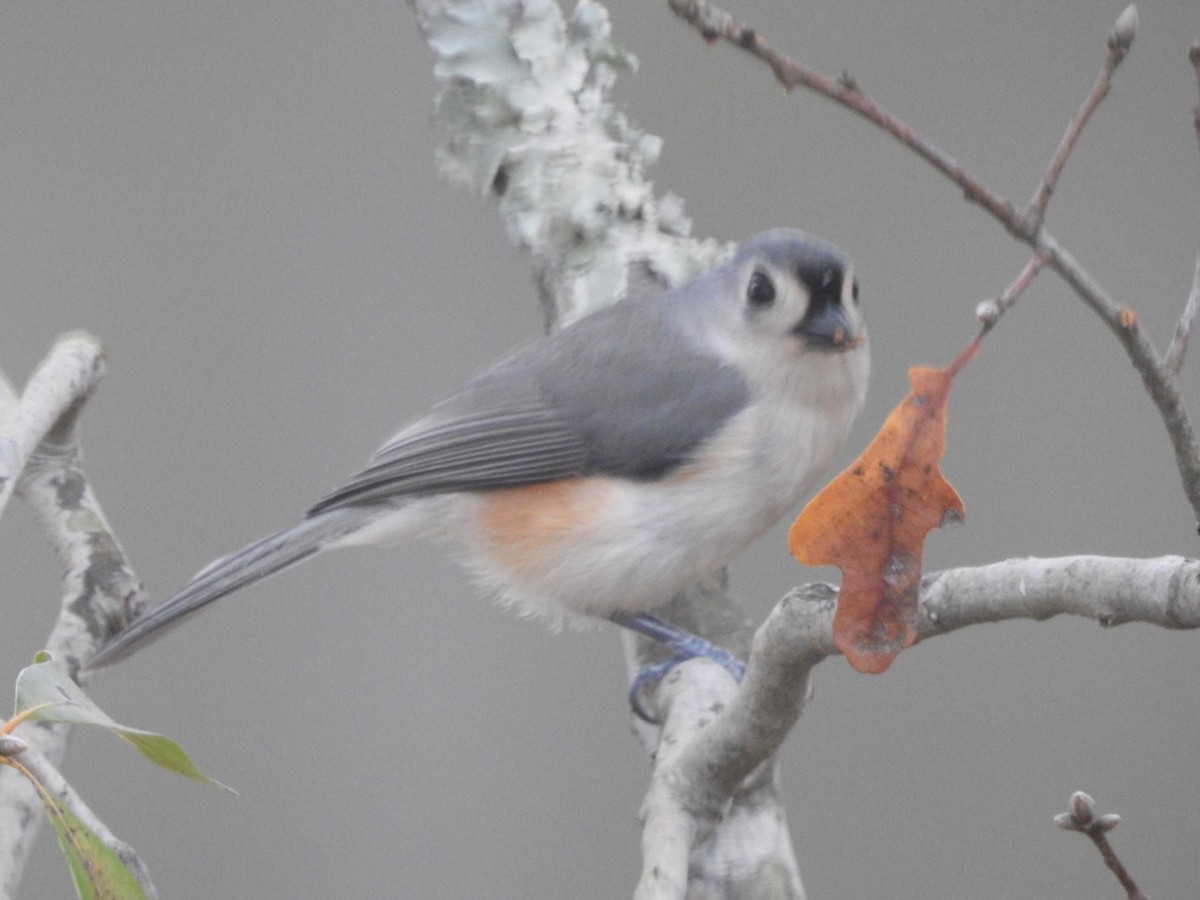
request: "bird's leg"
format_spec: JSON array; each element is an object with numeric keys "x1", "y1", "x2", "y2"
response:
[{"x1": 608, "y1": 611, "x2": 746, "y2": 721}]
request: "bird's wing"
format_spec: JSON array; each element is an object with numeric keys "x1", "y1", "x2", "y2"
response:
[{"x1": 308, "y1": 297, "x2": 749, "y2": 514}]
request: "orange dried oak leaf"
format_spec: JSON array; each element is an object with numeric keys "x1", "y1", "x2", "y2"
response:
[{"x1": 789, "y1": 354, "x2": 972, "y2": 674}]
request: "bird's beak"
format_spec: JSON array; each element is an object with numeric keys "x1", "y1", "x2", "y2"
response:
[{"x1": 792, "y1": 302, "x2": 862, "y2": 351}]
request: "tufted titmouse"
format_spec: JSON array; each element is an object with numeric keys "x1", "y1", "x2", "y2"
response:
[{"x1": 86, "y1": 229, "x2": 869, "y2": 671}]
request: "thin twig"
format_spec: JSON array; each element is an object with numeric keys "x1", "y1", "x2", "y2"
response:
[
  {"x1": 1165, "y1": 43, "x2": 1200, "y2": 376},
  {"x1": 1191, "y1": 43, "x2": 1200, "y2": 171},
  {"x1": 1028, "y1": 7, "x2": 1137, "y2": 217},
  {"x1": 664, "y1": 0, "x2": 1017, "y2": 229},
  {"x1": 977, "y1": 253, "x2": 1051, "y2": 333},
  {"x1": 1055, "y1": 792, "x2": 1147, "y2": 900},
  {"x1": 668, "y1": 0, "x2": 1200, "y2": 527},
  {"x1": 1089, "y1": 831, "x2": 1148, "y2": 900},
  {"x1": 1165, "y1": 247, "x2": 1200, "y2": 375}
]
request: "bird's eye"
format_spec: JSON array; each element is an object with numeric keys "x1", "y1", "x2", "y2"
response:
[
  {"x1": 746, "y1": 270, "x2": 776, "y2": 307},
  {"x1": 852, "y1": 278, "x2": 860, "y2": 303}
]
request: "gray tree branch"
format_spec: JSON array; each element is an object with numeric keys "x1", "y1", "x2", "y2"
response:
[
  {"x1": 635, "y1": 556, "x2": 1200, "y2": 899},
  {"x1": 0, "y1": 333, "x2": 149, "y2": 897}
]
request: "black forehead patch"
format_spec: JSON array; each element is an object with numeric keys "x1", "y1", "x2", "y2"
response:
[
  {"x1": 734, "y1": 229, "x2": 849, "y2": 298},
  {"x1": 798, "y1": 258, "x2": 845, "y2": 300}
]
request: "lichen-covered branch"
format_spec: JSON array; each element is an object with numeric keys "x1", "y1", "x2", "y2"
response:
[
  {"x1": 0, "y1": 333, "x2": 149, "y2": 897},
  {"x1": 0, "y1": 333, "x2": 105, "y2": 519},
  {"x1": 410, "y1": 0, "x2": 729, "y2": 329}
]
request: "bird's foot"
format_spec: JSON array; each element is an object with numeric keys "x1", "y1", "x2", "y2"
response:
[{"x1": 610, "y1": 612, "x2": 746, "y2": 722}]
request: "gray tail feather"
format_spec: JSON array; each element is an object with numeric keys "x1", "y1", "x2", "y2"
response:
[{"x1": 85, "y1": 508, "x2": 365, "y2": 670}]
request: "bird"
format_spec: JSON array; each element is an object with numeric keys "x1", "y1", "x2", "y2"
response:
[{"x1": 85, "y1": 229, "x2": 869, "y2": 673}]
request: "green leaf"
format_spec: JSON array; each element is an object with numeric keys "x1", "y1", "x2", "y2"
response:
[{"x1": 13, "y1": 655, "x2": 233, "y2": 792}]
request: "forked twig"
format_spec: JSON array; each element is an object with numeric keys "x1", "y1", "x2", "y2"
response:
[{"x1": 667, "y1": 0, "x2": 1200, "y2": 527}]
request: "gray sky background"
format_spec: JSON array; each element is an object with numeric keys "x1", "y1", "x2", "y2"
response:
[{"x1": 2, "y1": 2, "x2": 1198, "y2": 897}]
